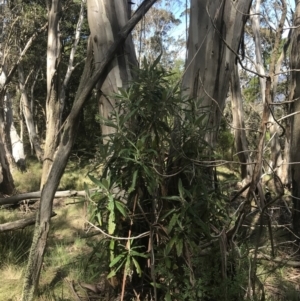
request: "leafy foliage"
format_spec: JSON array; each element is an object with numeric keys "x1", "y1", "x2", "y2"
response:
[{"x1": 86, "y1": 59, "x2": 246, "y2": 300}]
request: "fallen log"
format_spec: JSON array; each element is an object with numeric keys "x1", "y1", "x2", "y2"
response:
[
  {"x1": 0, "y1": 212, "x2": 57, "y2": 232},
  {"x1": 0, "y1": 189, "x2": 97, "y2": 206},
  {"x1": 257, "y1": 253, "x2": 300, "y2": 268}
]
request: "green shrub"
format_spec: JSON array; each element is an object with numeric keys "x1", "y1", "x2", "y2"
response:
[{"x1": 86, "y1": 57, "x2": 245, "y2": 300}]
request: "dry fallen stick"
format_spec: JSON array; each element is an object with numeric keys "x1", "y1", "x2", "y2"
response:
[
  {"x1": 0, "y1": 189, "x2": 98, "y2": 206},
  {"x1": 0, "y1": 212, "x2": 56, "y2": 232}
]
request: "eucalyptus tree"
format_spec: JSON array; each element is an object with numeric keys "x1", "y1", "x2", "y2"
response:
[
  {"x1": 181, "y1": 0, "x2": 252, "y2": 164},
  {"x1": 290, "y1": 0, "x2": 300, "y2": 235},
  {"x1": 249, "y1": 0, "x2": 289, "y2": 188},
  {"x1": 87, "y1": 0, "x2": 137, "y2": 140},
  {"x1": 21, "y1": 2, "x2": 157, "y2": 300},
  {"x1": 40, "y1": 0, "x2": 88, "y2": 187},
  {"x1": 231, "y1": 64, "x2": 252, "y2": 179},
  {"x1": 0, "y1": 0, "x2": 47, "y2": 173}
]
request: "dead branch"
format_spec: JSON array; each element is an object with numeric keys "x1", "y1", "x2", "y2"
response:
[
  {"x1": 0, "y1": 212, "x2": 56, "y2": 232},
  {"x1": 257, "y1": 254, "x2": 300, "y2": 268},
  {"x1": 0, "y1": 189, "x2": 97, "y2": 206}
]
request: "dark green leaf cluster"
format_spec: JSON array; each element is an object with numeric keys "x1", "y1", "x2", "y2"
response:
[{"x1": 86, "y1": 58, "x2": 244, "y2": 300}]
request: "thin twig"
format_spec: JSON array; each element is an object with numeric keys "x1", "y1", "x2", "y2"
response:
[{"x1": 86, "y1": 220, "x2": 150, "y2": 240}]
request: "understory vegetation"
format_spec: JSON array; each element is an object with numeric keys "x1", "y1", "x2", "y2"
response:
[{"x1": 1, "y1": 60, "x2": 299, "y2": 300}]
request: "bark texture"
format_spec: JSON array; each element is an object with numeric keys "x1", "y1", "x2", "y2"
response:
[
  {"x1": 250, "y1": 0, "x2": 287, "y2": 190},
  {"x1": 0, "y1": 133, "x2": 14, "y2": 194},
  {"x1": 182, "y1": 0, "x2": 252, "y2": 147},
  {"x1": 18, "y1": 63, "x2": 43, "y2": 161},
  {"x1": 40, "y1": 0, "x2": 62, "y2": 188},
  {"x1": 87, "y1": 0, "x2": 137, "y2": 140},
  {"x1": 0, "y1": 74, "x2": 15, "y2": 194},
  {"x1": 231, "y1": 64, "x2": 252, "y2": 179},
  {"x1": 290, "y1": 0, "x2": 300, "y2": 235}
]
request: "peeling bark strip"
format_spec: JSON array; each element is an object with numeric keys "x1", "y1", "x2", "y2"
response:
[
  {"x1": 21, "y1": 1, "x2": 157, "y2": 300},
  {"x1": 182, "y1": 0, "x2": 252, "y2": 147}
]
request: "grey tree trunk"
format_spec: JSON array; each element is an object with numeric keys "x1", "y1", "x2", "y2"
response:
[
  {"x1": 21, "y1": 2, "x2": 157, "y2": 300},
  {"x1": 4, "y1": 90, "x2": 27, "y2": 171},
  {"x1": 250, "y1": 0, "x2": 287, "y2": 190},
  {"x1": 0, "y1": 133, "x2": 14, "y2": 194},
  {"x1": 231, "y1": 64, "x2": 252, "y2": 179},
  {"x1": 18, "y1": 62, "x2": 43, "y2": 162},
  {"x1": 182, "y1": 0, "x2": 252, "y2": 148},
  {"x1": 290, "y1": 0, "x2": 300, "y2": 235},
  {"x1": 0, "y1": 93, "x2": 14, "y2": 194},
  {"x1": 40, "y1": 0, "x2": 62, "y2": 188},
  {"x1": 87, "y1": 0, "x2": 137, "y2": 140}
]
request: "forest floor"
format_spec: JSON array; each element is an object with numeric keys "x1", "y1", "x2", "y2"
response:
[
  {"x1": 0, "y1": 158, "x2": 114, "y2": 301},
  {"x1": 1, "y1": 160, "x2": 300, "y2": 300}
]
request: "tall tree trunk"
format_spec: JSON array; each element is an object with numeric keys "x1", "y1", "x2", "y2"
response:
[
  {"x1": 231, "y1": 63, "x2": 252, "y2": 179},
  {"x1": 0, "y1": 133, "x2": 14, "y2": 194},
  {"x1": 40, "y1": 0, "x2": 62, "y2": 188},
  {"x1": 0, "y1": 93, "x2": 15, "y2": 194},
  {"x1": 87, "y1": 0, "x2": 137, "y2": 141},
  {"x1": 21, "y1": 2, "x2": 157, "y2": 300},
  {"x1": 0, "y1": 71, "x2": 17, "y2": 169},
  {"x1": 290, "y1": 0, "x2": 300, "y2": 235},
  {"x1": 182, "y1": 0, "x2": 252, "y2": 148},
  {"x1": 250, "y1": 0, "x2": 287, "y2": 191},
  {"x1": 18, "y1": 62, "x2": 43, "y2": 162}
]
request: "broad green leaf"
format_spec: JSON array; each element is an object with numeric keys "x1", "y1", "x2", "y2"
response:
[
  {"x1": 165, "y1": 236, "x2": 176, "y2": 255},
  {"x1": 107, "y1": 269, "x2": 116, "y2": 279},
  {"x1": 160, "y1": 208, "x2": 177, "y2": 221},
  {"x1": 178, "y1": 178, "x2": 184, "y2": 200},
  {"x1": 176, "y1": 238, "x2": 183, "y2": 257},
  {"x1": 102, "y1": 178, "x2": 109, "y2": 190},
  {"x1": 129, "y1": 250, "x2": 148, "y2": 258},
  {"x1": 96, "y1": 212, "x2": 102, "y2": 226},
  {"x1": 125, "y1": 255, "x2": 131, "y2": 276},
  {"x1": 128, "y1": 170, "x2": 138, "y2": 194},
  {"x1": 165, "y1": 291, "x2": 172, "y2": 301},
  {"x1": 132, "y1": 257, "x2": 142, "y2": 276},
  {"x1": 88, "y1": 175, "x2": 105, "y2": 190},
  {"x1": 115, "y1": 201, "x2": 127, "y2": 217},
  {"x1": 168, "y1": 213, "x2": 179, "y2": 233},
  {"x1": 107, "y1": 199, "x2": 114, "y2": 211},
  {"x1": 198, "y1": 219, "x2": 211, "y2": 238},
  {"x1": 109, "y1": 254, "x2": 125, "y2": 268},
  {"x1": 109, "y1": 240, "x2": 115, "y2": 262},
  {"x1": 161, "y1": 196, "x2": 181, "y2": 201},
  {"x1": 108, "y1": 211, "x2": 116, "y2": 234},
  {"x1": 152, "y1": 53, "x2": 162, "y2": 69}
]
